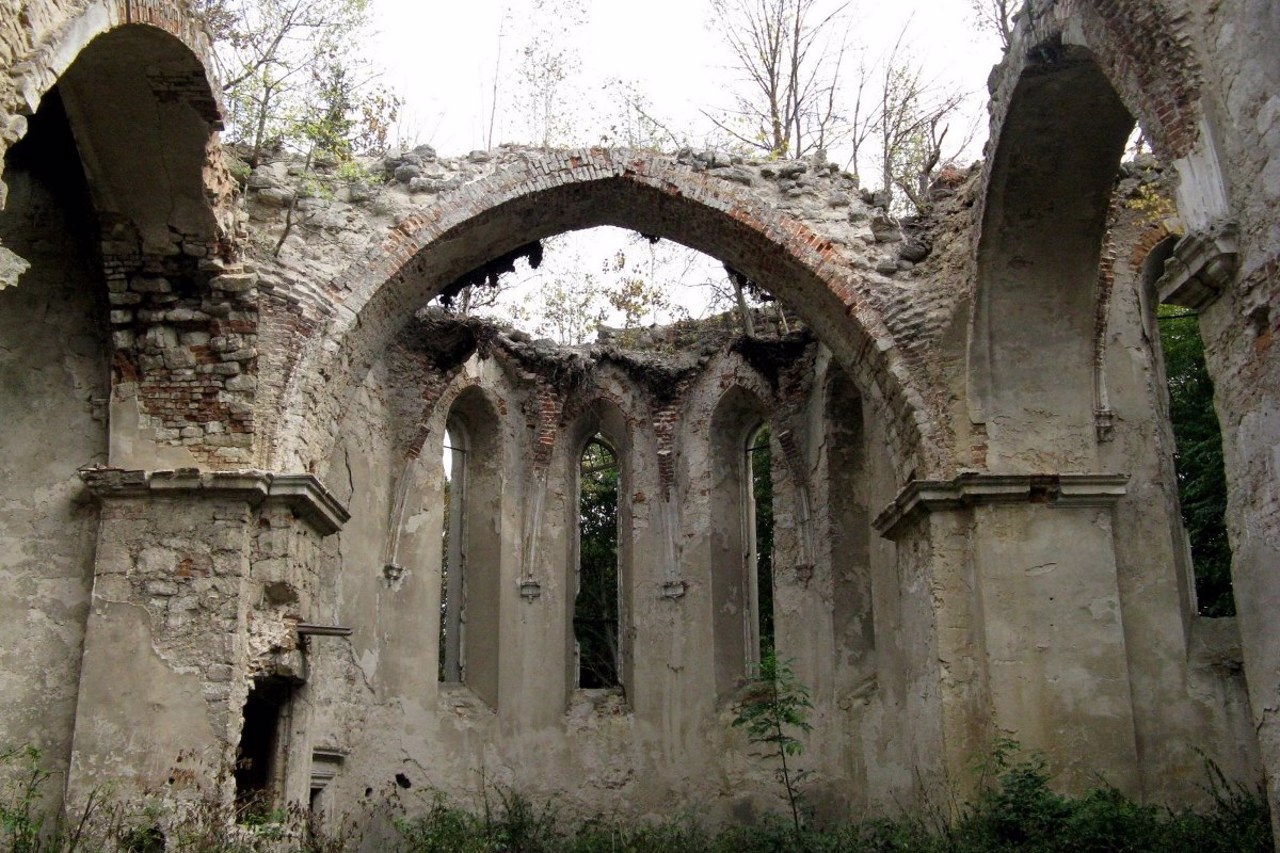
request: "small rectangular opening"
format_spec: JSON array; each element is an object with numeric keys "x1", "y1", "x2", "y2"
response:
[{"x1": 234, "y1": 677, "x2": 293, "y2": 818}]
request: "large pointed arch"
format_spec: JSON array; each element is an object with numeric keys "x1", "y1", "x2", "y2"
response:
[
  {"x1": 270, "y1": 150, "x2": 934, "y2": 483},
  {"x1": 958, "y1": 0, "x2": 1264, "y2": 812}
]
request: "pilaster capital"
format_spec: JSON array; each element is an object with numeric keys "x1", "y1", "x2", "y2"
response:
[
  {"x1": 1157, "y1": 221, "x2": 1239, "y2": 310},
  {"x1": 78, "y1": 466, "x2": 350, "y2": 535},
  {"x1": 873, "y1": 472, "x2": 1128, "y2": 539}
]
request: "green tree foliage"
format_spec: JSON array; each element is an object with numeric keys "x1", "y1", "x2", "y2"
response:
[
  {"x1": 1158, "y1": 306, "x2": 1233, "y2": 616},
  {"x1": 535, "y1": 271, "x2": 607, "y2": 345},
  {"x1": 873, "y1": 30, "x2": 969, "y2": 214},
  {"x1": 707, "y1": 0, "x2": 851, "y2": 159},
  {"x1": 511, "y1": 0, "x2": 589, "y2": 147},
  {"x1": 576, "y1": 437, "x2": 620, "y2": 689},
  {"x1": 969, "y1": 0, "x2": 1018, "y2": 51},
  {"x1": 191, "y1": 0, "x2": 399, "y2": 165},
  {"x1": 708, "y1": 0, "x2": 972, "y2": 214}
]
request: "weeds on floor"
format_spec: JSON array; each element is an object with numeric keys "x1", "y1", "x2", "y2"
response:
[
  {"x1": 3, "y1": 743, "x2": 1272, "y2": 852},
  {"x1": 0, "y1": 746, "x2": 360, "y2": 853},
  {"x1": 394, "y1": 758, "x2": 1273, "y2": 853}
]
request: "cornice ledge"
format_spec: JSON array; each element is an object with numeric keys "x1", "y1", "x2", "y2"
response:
[
  {"x1": 873, "y1": 472, "x2": 1129, "y2": 539},
  {"x1": 1158, "y1": 220, "x2": 1238, "y2": 310},
  {"x1": 78, "y1": 466, "x2": 350, "y2": 536}
]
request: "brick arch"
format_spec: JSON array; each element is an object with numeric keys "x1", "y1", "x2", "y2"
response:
[
  {"x1": 1000, "y1": 0, "x2": 1201, "y2": 161},
  {"x1": 971, "y1": 45, "x2": 1136, "y2": 471},
  {"x1": 2, "y1": 0, "x2": 223, "y2": 210},
  {"x1": 969, "y1": 0, "x2": 1223, "y2": 472},
  {"x1": 562, "y1": 376, "x2": 649, "y2": 444},
  {"x1": 1, "y1": 9, "x2": 251, "y2": 469},
  {"x1": 273, "y1": 149, "x2": 933, "y2": 482}
]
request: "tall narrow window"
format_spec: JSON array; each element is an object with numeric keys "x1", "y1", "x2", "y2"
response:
[
  {"x1": 1157, "y1": 305, "x2": 1233, "y2": 615},
  {"x1": 435, "y1": 389, "x2": 502, "y2": 707},
  {"x1": 440, "y1": 425, "x2": 466, "y2": 682},
  {"x1": 746, "y1": 424, "x2": 775, "y2": 666},
  {"x1": 576, "y1": 435, "x2": 620, "y2": 689},
  {"x1": 710, "y1": 387, "x2": 771, "y2": 697}
]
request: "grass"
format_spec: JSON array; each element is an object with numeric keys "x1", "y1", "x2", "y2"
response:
[
  {"x1": 2, "y1": 745, "x2": 1272, "y2": 852},
  {"x1": 393, "y1": 755, "x2": 1273, "y2": 853}
]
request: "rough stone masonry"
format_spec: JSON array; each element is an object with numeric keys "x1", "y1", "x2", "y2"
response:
[{"x1": 0, "y1": 0, "x2": 1279, "y2": 843}]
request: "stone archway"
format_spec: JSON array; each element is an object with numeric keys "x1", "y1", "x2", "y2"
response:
[
  {"x1": 0, "y1": 4, "x2": 264, "y2": 814},
  {"x1": 0, "y1": 0, "x2": 224, "y2": 210},
  {"x1": 269, "y1": 149, "x2": 937, "y2": 484},
  {"x1": 950, "y1": 0, "x2": 1267, "y2": 817}
]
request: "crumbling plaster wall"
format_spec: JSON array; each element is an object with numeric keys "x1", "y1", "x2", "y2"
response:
[
  {"x1": 0, "y1": 0, "x2": 1275, "y2": 836},
  {"x1": 0, "y1": 86, "x2": 106, "y2": 809},
  {"x1": 0, "y1": 1, "x2": 255, "y2": 819},
  {"x1": 1101, "y1": 174, "x2": 1260, "y2": 794},
  {"x1": 974, "y1": 0, "x2": 1279, "y2": 829},
  {"x1": 298, "y1": 320, "x2": 927, "y2": 824},
  {"x1": 1191, "y1": 0, "x2": 1280, "y2": 834}
]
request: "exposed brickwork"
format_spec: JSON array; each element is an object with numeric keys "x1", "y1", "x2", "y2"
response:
[
  {"x1": 1011, "y1": 0, "x2": 1201, "y2": 160},
  {"x1": 2, "y1": 0, "x2": 219, "y2": 147},
  {"x1": 1130, "y1": 224, "x2": 1176, "y2": 271},
  {"x1": 2, "y1": 0, "x2": 248, "y2": 466},
  {"x1": 532, "y1": 383, "x2": 567, "y2": 471},
  {"x1": 1082, "y1": 0, "x2": 1200, "y2": 158},
  {"x1": 106, "y1": 262, "x2": 259, "y2": 463},
  {"x1": 270, "y1": 148, "x2": 942, "y2": 484}
]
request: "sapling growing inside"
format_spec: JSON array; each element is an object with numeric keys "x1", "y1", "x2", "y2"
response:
[{"x1": 731, "y1": 651, "x2": 814, "y2": 834}]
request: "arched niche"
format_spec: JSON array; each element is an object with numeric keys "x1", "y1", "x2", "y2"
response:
[
  {"x1": 53, "y1": 24, "x2": 223, "y2": 254},
  {"x1": 970, "y1": 47, "x2": 1135, "y2": 471},
  {"x1": 708, "y1": 385, "x2": 773, "y2": 699},
  {"x1": 439, "y1": 385, "x2": 505, "y2": 708}
]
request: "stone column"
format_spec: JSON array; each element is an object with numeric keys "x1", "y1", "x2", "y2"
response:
[
  {"x1": 875, "y1": 473, "x2": 1140, "y2": 803},
  {"x1": 65, "y1": 468, "x2": 347, "y2": 808}
]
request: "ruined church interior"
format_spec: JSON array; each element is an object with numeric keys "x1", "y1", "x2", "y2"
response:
[{"x1": 1, "y1": 0, "x2": 1279, "y2": 845}]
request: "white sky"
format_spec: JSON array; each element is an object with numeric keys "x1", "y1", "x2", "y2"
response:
[
  {"x1": 362, "y1": 0, "x2": 1006, "y2": 338},
  {"x1": 368, "y1": 0, "x2": 1003, "y2": 158}
]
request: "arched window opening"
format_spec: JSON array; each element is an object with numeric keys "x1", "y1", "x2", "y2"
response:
[
  {"x1": 746, "y1": 423, "x2": 775, "y2": 666},
  {"x1": 440, "y1": 425, "x2": 467, "y2": 682},
  {"x1": 1157, "y1": 306, "x2": 1233, "y2": 615},
  {"x1": 434, "y1": 389, "x2": 503, "y2": 707},
  {"x1": 576, "y1": 435, "x2": 621, "y2": 689},
  {"x1": 710, "y1": 388, "x2": 773, "y2": 698}
]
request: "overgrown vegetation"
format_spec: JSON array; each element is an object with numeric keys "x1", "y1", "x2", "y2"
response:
[
  {"x1": 0, "y1": 746, "x2": 357, "y2": 852},
  {"x1": 3, "y1": 743, "x2": 1271, "y2": 852},
  {"x1": 732, "y1": 652, "x2": 813, "y2": 835},
  {"x1": 393, "y1": 753, "x2": 1272, "y2": 852},
  {"x1": 1158, "y1": 305, "x2": 1234, "y2": 616}
]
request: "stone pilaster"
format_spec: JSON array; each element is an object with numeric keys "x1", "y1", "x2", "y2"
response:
[
  {"x1": 876, "y1": 473, "x2": 1140, "y2": 801},
  {"x1": 65, "y1": 468, "x2": 347, "y2": 806}
]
